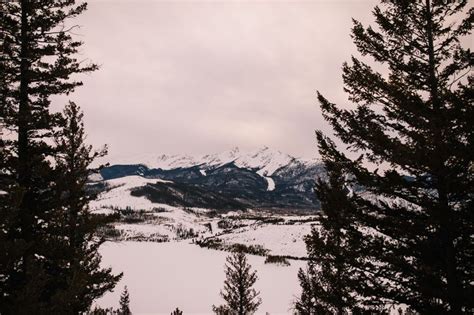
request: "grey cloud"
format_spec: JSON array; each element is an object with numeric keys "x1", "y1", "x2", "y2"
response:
[{"x1": 60, "y1": 0, "x2": 379, "y2": 160}]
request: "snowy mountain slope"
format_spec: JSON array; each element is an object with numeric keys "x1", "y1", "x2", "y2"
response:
[
  {"x1": 232, "y1": 147, "x2": 295, "y2": 176},
  {"x1": 90, "y1": 176, "x2": 173, "y2": 212},
  {"x1": 112, "y1": 146, "x2": 299, "y2": 176},
  {"x1": 91, "y1": 176, "x2": 220, "y2": 241},
  {"x1": 99, "y1": 147, "x2": 324, "y2": 211}
]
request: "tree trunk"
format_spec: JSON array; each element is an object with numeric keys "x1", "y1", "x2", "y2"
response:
[{"x1": 18, "y1": 0, "x2": 32, "y2": 273}]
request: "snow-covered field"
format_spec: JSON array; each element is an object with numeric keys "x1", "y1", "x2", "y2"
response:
[
  {"x1": 97, "y1": 241, "x2": 305, "y2": 314},
  {"x1": 91, "y1": 174, "x2": 318, "y2": 313},
  {"x1": 217, "y1": 223, "x2": 312, "y2": 257},
  {"x1": 90, "y1": 176, "x2": 172, "y2": 212},
  {"x1": 91, "y1": 175, "x2": 317, "y2": 254},
  {"x1": 89, "y1": 169, "x2": 405, "y2": 315}
]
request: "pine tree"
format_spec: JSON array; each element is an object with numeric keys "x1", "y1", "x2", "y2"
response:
[
  {"x1": 118, "y1": 286, "x2": 131, "y2": 315},
  {"x1": 50, "y1": 102, "x2": 122, "y2": 312},
  {"x1": 212, "y1": 305, "x2": 232, "y2": 315},
  {"x1": 315, "y1": 0, "x2": 473, "y2": 313},
  {"x1": 0, "y1": 0, "x2": 119, "y2": 312},
  {"x1": 213, "y1": 251, "x2": 262, "y2": 315},
  {"x1": 171, "y1": 307, "x2": 183, "y2": 315},
  {"x1": 295, "y1": 152, "x2": 372, "y2": 314}
]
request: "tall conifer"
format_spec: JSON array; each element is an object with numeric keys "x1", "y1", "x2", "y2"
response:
[
  {"x1": 213, "y1": 251, "x2": 262, "y2": 315},
  {"x1": 315, "y1": 0, "x2": 473, "y2": 313},
  {"x1": 296, "y1": 143, "x2": 372, "y2": 314},
  {"x1": 51, "y1": 102, "x2": 121, "y2": 313},
  {"x1": 118, "y1": 285, "x2": 131, "y2": 315},
  {"x1": 0, "y1": 0, "x2": 120, "y2": 311}
]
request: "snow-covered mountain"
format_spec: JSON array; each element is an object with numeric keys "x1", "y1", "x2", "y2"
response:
[
  {"x1": 99, "y1": 147, "x2": 324, "y2": 211},
  {"x1": 112, "y1": 147, "x2": 307, "y2": 176}
]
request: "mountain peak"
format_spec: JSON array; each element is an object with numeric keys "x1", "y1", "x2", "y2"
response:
[
  {"x1": 238, "y1": 147, "x2": 293, "y2": 176},
  {"x1": 110, "y1": 147, "x2": 303, "y2": 175}
]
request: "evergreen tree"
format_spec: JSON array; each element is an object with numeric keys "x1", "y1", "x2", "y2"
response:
[
  {"x1": 118, "y1": 286, "x2": 131, "y2": 315},
  {"x1": 315, "y1": 0, "x2": 473, "y2": 313},
  {"x1": 213, "y1": 251, "x2": 262, "y2": 315},
  {"x1": 0, "y1": 0, "x2": 120, "y2": 312},
  {"x1": 295, "y1": 153, "x2": 371, "y2": 314},
  {"x1": 51, "y1": 102, "x2": 122, "y2": 312},
  {"x1": 295, "y1": 267, "x2": 317, "y2": 314},
  {"x1": 212, "y1": 305, "x2": 232, "y2": 315},
  {"x1": 171, "y1": 307, "x2": 183, "y2": 315},
  {"x1": 87, "y1": 306, "x2": 117, "y2": 315}
]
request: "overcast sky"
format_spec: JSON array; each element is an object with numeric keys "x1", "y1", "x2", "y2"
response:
[{"x1": 60, "y1": 0, "x2": 380, "y2": 159}]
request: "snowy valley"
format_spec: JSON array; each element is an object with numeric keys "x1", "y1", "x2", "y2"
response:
[{"x1": 91, "y1": 148, "x2": 322, "y2": 313}]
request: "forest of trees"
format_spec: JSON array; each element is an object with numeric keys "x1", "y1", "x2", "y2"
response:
[{"x1": 1, "y1": 0, "x2": 472, "y2": 314}]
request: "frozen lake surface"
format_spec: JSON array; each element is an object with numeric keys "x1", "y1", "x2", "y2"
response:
[{"x1": 97, "y1": 241, "x2": 305, "y2": 314}]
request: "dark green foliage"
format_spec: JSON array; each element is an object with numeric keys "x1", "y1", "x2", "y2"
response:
[
  {"x1": 171, "y1": 307, "x2": 183, "y2": 315},
  {"x1": 213, "y1": 251, "x2": 262, "y2": 315},
  {"x1": 212, "y1": 305, "x2": 231, "y2": 315},
  {"x1": 296, "y1": 159, "x2": 376, "y2": 314},
  {"x1": 315, "y1": 0, "x2": 473, "y2": 313},
  {"x1": 176, "y1": 223, "x2": 198, "y2": 239},
  {"x1": 118, "y1": 286, "x2": 131, "y2": 315},
  {"x1": 217, "y1": 219, "x2": 246, "y2": 230},
  {"x1": 130, "y1": 181, "x2": 247, "y2": 210},
  {"x1": 51, "y1": 102, "x2": 122, "y2": 312},
  {"x1": 88, "y1": 306, "x2": 118, "y2": 315},
  {"x1": 0, "y1": 0, "x2": 120, "y2": 312},
  {"x1": 196, "y1": 238, "x2": 269, "y2": 256},
  {"x1": 97, "y1": 224, "x2": 124, "y2": 240},
  {"x1": 114, "y1": 207, "x2": 161, "y2": 224},
  {"x1": 264, "y1": 255, "x2": 291, "y2": 266}
]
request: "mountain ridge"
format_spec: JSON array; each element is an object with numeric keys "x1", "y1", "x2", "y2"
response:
[
  {"x1": 98, "y1": 147, "x2": 324, "y2": 211},
  {"x1": 109, "y1": 146, "x2": 319, "y2": 174}
]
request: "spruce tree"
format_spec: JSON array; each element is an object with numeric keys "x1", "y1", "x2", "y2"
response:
[
  {"x1": 213, "y1": 251, "x2": 262, "y2": 315},
  {"x1": 295, "y1": 150, "x2": 371, "y2": 314},
  {"x1": 51, "y1": 102, "x2": 122, "y2": 312},
  {"x1": 171, "y1": 307, "x2": 183, "y2": 315},
  {"x1": 118, "y1": 286, "x2": 131, "y2": 315},
  {"x1": 0, "y1": 0, "x2": 120, "y2": 312},
  {"x1": 315, "y1": 0, "x2": 473, "y2": 313}
]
